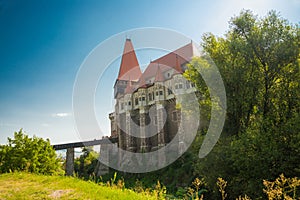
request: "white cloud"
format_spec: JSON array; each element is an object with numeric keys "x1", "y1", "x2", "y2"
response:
[{"x1": 52, "y1": 113, "x2": 71, "y2": 118}]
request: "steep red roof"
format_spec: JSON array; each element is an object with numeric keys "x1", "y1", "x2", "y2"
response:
[
  {"x1": 117, "y1": 39, "x2": 142, "y2": 81},
  {"x1": 138, "y1": 73, "x2": 147, "y2": 88},
  {"x1": 174, "y1": 55, "x2": 183, "y2": 74},
  {"x1": 154, "y1": 64, "x2": 165, "y2": 82},
  {"x1": 142, "y1": 42, "x2": 195, "y2": 80}
]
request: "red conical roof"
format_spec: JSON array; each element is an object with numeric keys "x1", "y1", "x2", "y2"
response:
[{"x1": 117, "y1": 39, "x2": 142, "y2": 81}]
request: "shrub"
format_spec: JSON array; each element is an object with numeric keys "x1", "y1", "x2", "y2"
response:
[{"x1": 0, "y1": 129, "x2": 61, "y2": 174}]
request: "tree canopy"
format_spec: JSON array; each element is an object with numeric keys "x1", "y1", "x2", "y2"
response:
[
  {"x1": 184, "y1": 10, "x2": 300, "y2": 198},
  {"x1": 0, "y1": 129, "x2": 61, "y2": 175}
]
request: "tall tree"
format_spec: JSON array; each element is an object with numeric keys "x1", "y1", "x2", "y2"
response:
[{"x1": 186, "y1": 10, "x2": 300, "y2": 199}]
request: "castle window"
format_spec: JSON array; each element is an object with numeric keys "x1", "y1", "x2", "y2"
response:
[
  {"x1": 142, "y1": 96, "x2": 145, "y2": 101},
  {"x1": 159, "y1": 90, "x2": 163, "y2": 96},
  {"x1": 167, "y1": 73, "x2": 170, "y2": 77},
  {"x1": 135, "y1": 98, "x2": 138, "y2": 105},
  {"x1": 168, "y1": 89, "x2": 173, "y2": 95},
  {"x1": 148, "y1": 93, "x2": 152, "y2": 101},
  {"x1": 156, "y1": 91, "x2": 159, "y2": 96},
  {"x1": 121, "y1": 103, "x2": 124, "y2": 110},
  {"x1": 128, "y1": 101, "x2": 131, "y2": 106},
  {"x1": 191, "y1": 83, "x2": 195, "y2": 87},
  {"x1": 152, "y1": 92, "x2": 155, "y2": 99},
  {"x1": 172, "y1": 111, "x2": 178, "y2": 121},
  {"x1": 186, "y1": 81, "x2": 190, "y2": 89},
  {"x1": 175, "y1": 83, "x2": 183, "y2": 89}
]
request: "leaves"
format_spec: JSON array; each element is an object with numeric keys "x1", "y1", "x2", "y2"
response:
[
  {"x1": 0, "y1": 129, "x2": 60, "y2": 174},
  {"x1": 186, "y1": 10, "x2": 300, "y2": 199}
]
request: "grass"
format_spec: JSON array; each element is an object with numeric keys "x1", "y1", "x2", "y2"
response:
[{"x1": 0, "y1": 172, "x2": 156, "y2": 200}]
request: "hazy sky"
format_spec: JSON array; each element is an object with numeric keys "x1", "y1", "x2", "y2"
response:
[{"x1": 0, "y1": 0, "x2": 299, "y2": 144}]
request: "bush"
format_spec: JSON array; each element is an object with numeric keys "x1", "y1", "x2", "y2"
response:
[{"x1": 0, "y1": 129, "x2": 61, "y2": 174}]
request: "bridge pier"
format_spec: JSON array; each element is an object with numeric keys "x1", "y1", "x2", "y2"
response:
[{"x1": 66, "y1": 147, "x2": 74, "y2": 176}]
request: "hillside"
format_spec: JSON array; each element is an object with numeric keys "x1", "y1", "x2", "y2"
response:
[{"x1": 0, "y1": 173, "x2": 156, "y2": 200}]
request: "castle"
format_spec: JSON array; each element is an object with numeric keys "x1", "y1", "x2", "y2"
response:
[{"x1": 109, "y1": 39, "x2": 199, "y2": 153}]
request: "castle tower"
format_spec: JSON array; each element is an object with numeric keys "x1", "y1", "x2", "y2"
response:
[
  {"x1": 114, "y1": 38, "x2": 142, "y2": 98},
  {"x1": 114, "y1": 39, "x2": 142, "y2": 151}
]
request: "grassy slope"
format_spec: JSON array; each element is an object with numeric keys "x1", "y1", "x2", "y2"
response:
[{"x1": 0, "y1": 172, "x2": 156, "y2": 200}]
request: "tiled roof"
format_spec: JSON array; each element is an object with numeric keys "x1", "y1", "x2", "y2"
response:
[
  {"x1": 141, "y1": 42, "x2": 194, "y2": 80},
  {"x1": 119, "y1": 40, "x2": 198, "y2": 94},
  {"x1": 117, "y1": 39, "x2": 142, "y2": 81},
  {"x1": 154, "y1": 64, "x2": 165, "y2": 82}
]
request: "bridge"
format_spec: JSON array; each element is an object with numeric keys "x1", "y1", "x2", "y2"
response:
[{"x1": 52, "y1": 137, "x2": 118, "y2": 176}]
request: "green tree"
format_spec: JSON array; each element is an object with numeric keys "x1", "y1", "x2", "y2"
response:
[
  {"x1": 0, "y1": 129, "x2": 61, "y2": 174},
  {"x1": 185, "y1": 10, "x2": 300, "y2": 199},
  {"x1": 74, "y1": 146, "x2": 99, "y2": 179}
]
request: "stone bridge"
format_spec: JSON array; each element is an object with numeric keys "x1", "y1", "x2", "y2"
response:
[{"x1": 52, "y1": 137, "x2": 118, "y2": 176}]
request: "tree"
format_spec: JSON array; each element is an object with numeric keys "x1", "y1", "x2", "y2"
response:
[
  {"x1": 185, "y1": 10, "x2": 300, "y2": 199},
  {"x1": 229, "y1": 10, "x2": 300, "y2": 120},
  {"x1": 0, "y1": 129, "x2": 61, "y2": 175},
  {"x1": 74, "y1": 147, "x2": 99, "y2": 179}
]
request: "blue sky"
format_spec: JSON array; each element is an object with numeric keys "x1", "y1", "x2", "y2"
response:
[{"x1": 0, "y1": 0, "x2": 299, "y2": 144}]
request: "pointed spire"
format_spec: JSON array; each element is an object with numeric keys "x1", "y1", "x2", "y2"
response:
[
  {"x1": 117, "y1": 39, "x2": 142, "y2": 81},
  {"x1": 174, "y1": 54, "x2": 183, "y2": 74},
  {"x1": 154, "y1": 63, "x2": 164, "y2": 82}
]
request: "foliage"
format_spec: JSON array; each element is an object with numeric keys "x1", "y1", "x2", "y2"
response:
[
  {"x1": 0, "y1": 129, "x2": 61, "y2": 175},
  {"x1": 217, "y1": 178, "x2": 227, "y2": 200},
  {"x1": 184, "y1": 10, "x2": 300, "y2": 199},
  {"x1": 74, "y1": 147, "x2": 99, "y2": 179},
  {"x1": 263, "y1": 174, "x2": 300, "y2": 200},
  {"x1": 187, "y1": 177, "x2": 207, "y2": 200}
]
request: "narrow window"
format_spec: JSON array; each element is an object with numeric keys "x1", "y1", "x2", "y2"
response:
[{"x1": 186, "y1": 82, "x2": 190, "y2": 89}]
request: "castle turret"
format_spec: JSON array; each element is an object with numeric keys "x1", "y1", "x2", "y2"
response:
[{"x1": 114, "y1": 39, "x2": 142, "y2": 98}]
